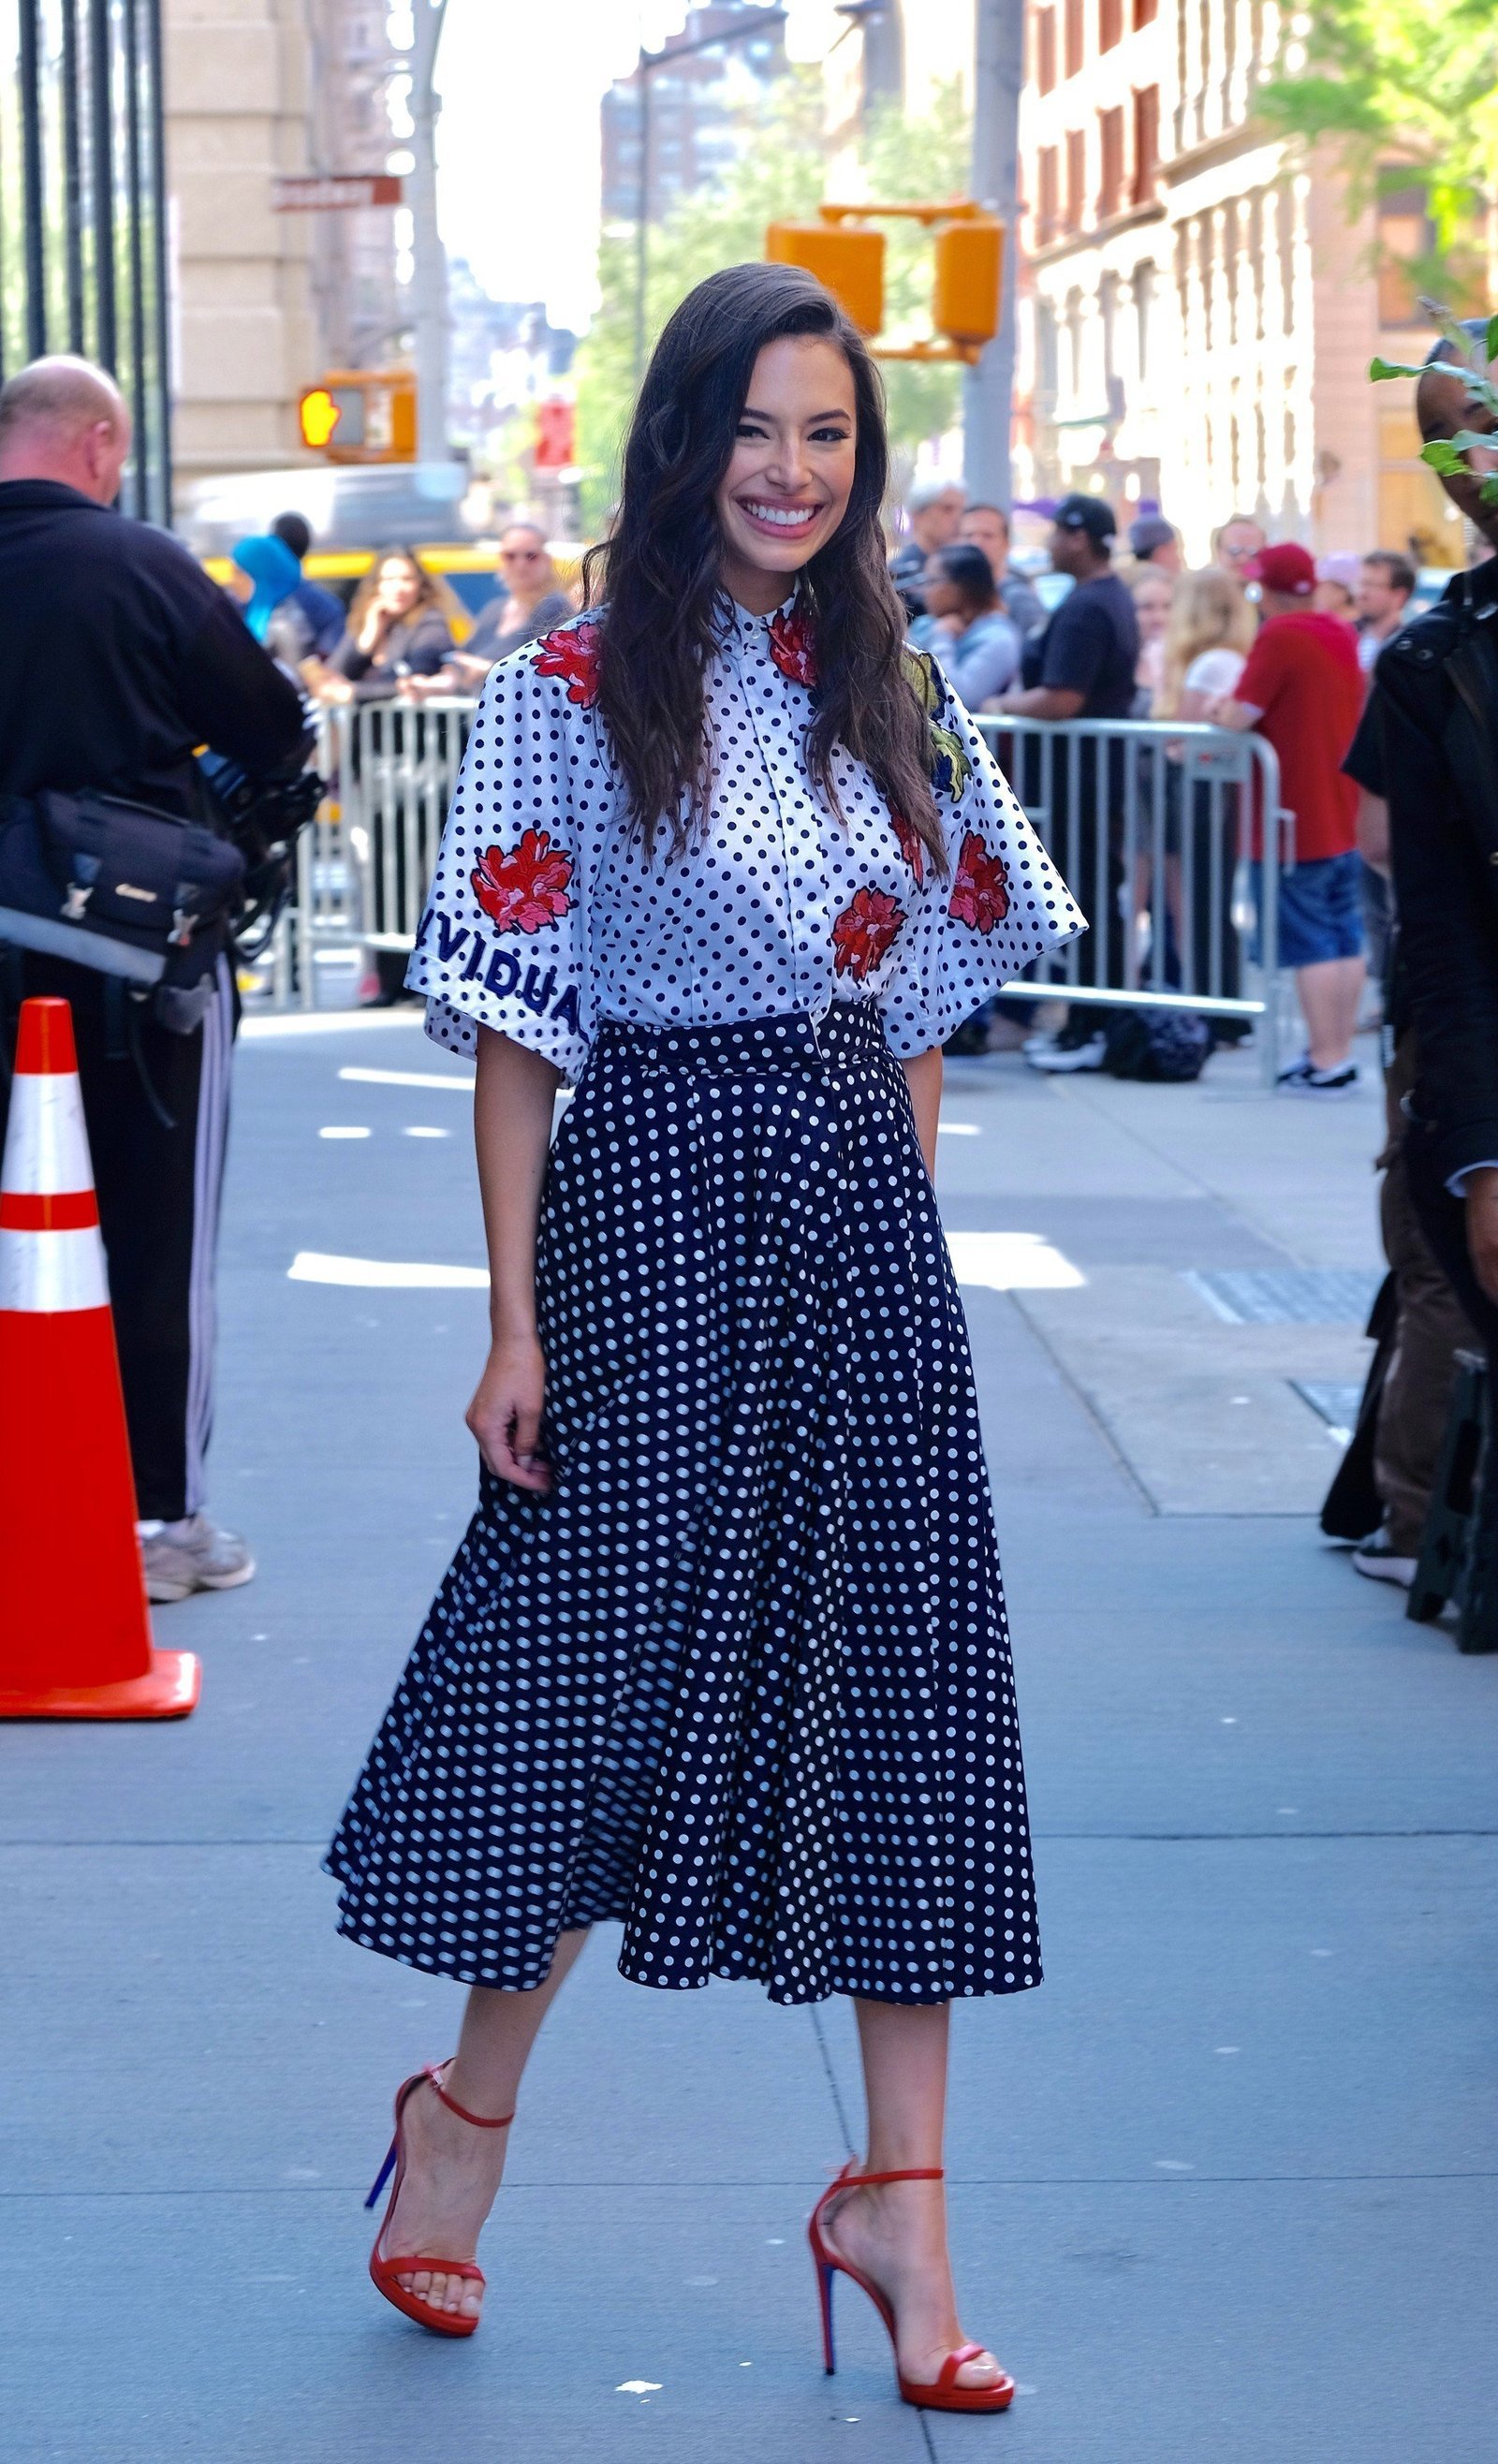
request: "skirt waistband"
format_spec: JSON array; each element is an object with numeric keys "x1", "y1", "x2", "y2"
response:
[{"x1": 594, "y1": 1003, "x2": 886, "y2": 1076}]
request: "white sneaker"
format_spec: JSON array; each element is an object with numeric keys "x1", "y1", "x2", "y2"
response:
[
  {"x1": 1351, "y1": 1533, "x2": 1417, "y2": 1589},
  {"x1": 140, "y1": 1514, "x2": 257, "y2": 1604},
  {"x1": 1026, "y1": 1031, "x2": 1108, "y2": 1075}
]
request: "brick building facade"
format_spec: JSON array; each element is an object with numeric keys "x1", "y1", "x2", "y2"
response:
[{"x1": 1016, "y1": 0, "x2": 1462, "y2": 565}]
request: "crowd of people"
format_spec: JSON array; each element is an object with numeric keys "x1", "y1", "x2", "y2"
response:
[
  {"x1": 889, "y1": 479, "x2": 1426, "y2": 1094},
  {"x1": 223, "y1": 519, "x2": 579, "y2": 711},
  {"x1": 224, "y1": 477, "x2": 1431, "y2": 1113}
]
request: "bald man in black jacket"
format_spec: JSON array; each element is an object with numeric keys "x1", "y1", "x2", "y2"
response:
[{"x1": 0, "y1": 356, "x2": 309, "y2": 1602}]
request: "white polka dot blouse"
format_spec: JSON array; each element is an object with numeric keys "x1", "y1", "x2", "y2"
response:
[{"x1": 406, "y1": 593, "x2": 1086, "y2": 1078}]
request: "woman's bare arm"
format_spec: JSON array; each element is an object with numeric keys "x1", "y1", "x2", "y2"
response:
[
  {"x1": 467, "y1": 1025, "x2": 562, "y2": 1489},
  {"x1": 903, "y1": 1046, "x2": 943, "y2": 1180}
]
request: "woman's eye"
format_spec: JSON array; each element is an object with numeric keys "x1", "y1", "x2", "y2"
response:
[
  {"x1": 812, "y1": 427, "x2": 851, "y2": 443},
  {"x1": 736, "y1": 422, "x2": 767, "y2": 439}
]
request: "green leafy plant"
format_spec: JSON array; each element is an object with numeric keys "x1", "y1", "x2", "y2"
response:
[{"x1": 1370, "y1": 300, "x2": 1498, "y2": 504}]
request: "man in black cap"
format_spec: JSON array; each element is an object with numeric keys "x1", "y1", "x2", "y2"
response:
[
  {"x1": 992, "y1": 492, "x2": 1139, "y2": 1069},
  {"x1": 1128, "y1": 512, "x2": 1182, "y2": 572}
]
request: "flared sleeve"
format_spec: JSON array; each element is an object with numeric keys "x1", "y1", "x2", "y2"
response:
[
  {"x1": 405, "y1": 621, "x2": 606, "y2": 1079},
  {"x1": 877, "y1": 651, "x2": 1086, "y2": 1059}
]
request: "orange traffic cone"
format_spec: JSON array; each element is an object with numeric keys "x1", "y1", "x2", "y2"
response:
[{"x1": 0, "y1": 997, "x2": 198, "y2": 1718}]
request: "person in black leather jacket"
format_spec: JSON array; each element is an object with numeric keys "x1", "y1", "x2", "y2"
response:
[
  {"x1": 1338, "y1": 324, "x2": 1498, "y2": 1627},
  {"x1": 1355, "y1": 332, "x2": 1498, "y2": 1335}
]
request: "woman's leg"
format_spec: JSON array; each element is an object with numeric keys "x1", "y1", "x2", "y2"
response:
[
  {"x1": 386, "y1": 1927, "x2": 590, "y2": 2320},
  {"x1": 819, "y1": 1999, "x2": 1002, "y2": 2391}
]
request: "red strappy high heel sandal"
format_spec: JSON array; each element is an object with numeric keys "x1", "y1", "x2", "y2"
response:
[
  {"x1": 807, "y1": 2162, "x2": 1016, "y2": 2413},
  {"x1": 365, "y1": 2061, "x2": 513, "y2": 2338}
]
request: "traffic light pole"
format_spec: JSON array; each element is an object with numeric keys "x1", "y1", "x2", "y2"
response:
[
  {"x1": 409, "y1": 0, "x2": 450, "y2": 462},
  {"x1": 963, "y1": 0, "x2": 1023, "y2": 509}
]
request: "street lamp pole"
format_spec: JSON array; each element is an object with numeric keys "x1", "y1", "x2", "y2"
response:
[
  {"x1": 409, "y1": 0, "x2": 450, "y2": 463},
  {"x1": 963, "y1": 0, "x2": 1023, "y2": 508},
  {"x1": 633, "y1": 7, "x2": 789, "y2": 391}
]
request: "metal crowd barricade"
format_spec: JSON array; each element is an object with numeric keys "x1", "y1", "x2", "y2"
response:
[
  {"x1": 976, "y1": 715, "x2": 1288, "y2": 1086},
  {"x1": 272, "y1": 697, "x2": 480, "y2": 1009},
  {"x1": 270, "y1": 702, "x2": 1287, "y2": 1083}
]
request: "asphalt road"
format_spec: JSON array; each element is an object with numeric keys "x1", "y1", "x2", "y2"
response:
[{"x1": 2, "y1": 1013, "x2": 1492, "y2": 2462}]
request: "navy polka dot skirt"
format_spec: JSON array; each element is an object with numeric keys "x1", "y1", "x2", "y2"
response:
[{"x1": 326, "y1": 1001, "x2": 1041, "y2": 2007}]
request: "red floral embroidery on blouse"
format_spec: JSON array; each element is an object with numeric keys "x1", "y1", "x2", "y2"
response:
[
  {"x1": 831, "y1": 886, "x2": 906, "y2": 981},
  {"x1": 471, "y1": 828, "x2": 575, "y2": 935},
  {"x1": 531, "y1": 620, "x2": 603, "y2": 706},
  {"x1": 767, "y1": 605, "x2": 818, "y2": 689},
  {"x1": 947, "y1": 830, "x2": 1011, "y2": 934},
  {"x1": 889, "y1": 810, "x2": 926, "y2": 884}
]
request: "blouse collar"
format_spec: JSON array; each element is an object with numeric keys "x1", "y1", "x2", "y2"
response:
[{"x1": 715, "y1": 584, "x2": 800, "y2": 650}]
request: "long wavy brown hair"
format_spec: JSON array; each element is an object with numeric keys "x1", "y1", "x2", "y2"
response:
[{"x1": 582, "y1": 261, "x2": 944, "y2": 869}]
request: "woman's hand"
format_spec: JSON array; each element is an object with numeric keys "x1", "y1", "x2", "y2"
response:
[
  {"x1": 467, "y1": 1333, "x2": 551, "y2": 1490},
  {"x1": 358, "y1": 597, "x2": 395, "y2": 654}
]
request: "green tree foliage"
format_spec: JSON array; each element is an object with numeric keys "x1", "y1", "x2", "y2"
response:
[
  {"x1": 1256, "y1": 0, "x2": 1498, "y2": 250},
  {"x1": 573, "y1": 69, "x2": 973, "y2": 529}
]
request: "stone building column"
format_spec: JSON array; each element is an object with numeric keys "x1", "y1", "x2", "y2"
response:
[{"x1": 160, "y1": 0, "x2": 316, "y2": 493}]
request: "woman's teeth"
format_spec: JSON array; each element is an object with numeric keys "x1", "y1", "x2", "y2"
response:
[{"x1": 742, "y1": 502, "x2": 816, "y2": 528}]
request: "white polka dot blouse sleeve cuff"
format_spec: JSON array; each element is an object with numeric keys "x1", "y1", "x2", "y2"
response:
[{"x1": 404, "y1": 626, "x2": 602, "y2": 1083}]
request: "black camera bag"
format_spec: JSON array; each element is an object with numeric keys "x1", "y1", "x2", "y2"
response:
[{"x1": 0, "y1": 787, "x2": 245, "y2": 1032}]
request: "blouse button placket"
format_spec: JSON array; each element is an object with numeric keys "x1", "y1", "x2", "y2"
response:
[{"x1": 727, "y1": 615, "x2": 806, "y2": 1017}]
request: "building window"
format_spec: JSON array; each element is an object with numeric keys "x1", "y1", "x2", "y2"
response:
[
  {"x1": 1133, "y1": 260, "x2": 1155, "y2": 378},
  {"x1": 1065, "y1": 129, "x2": 1086, "y2": 231},
  {"x1": 1038, "y1": 300, "x2": 1060, "y2": 406},
  {"x1": 1133, "y1": 0, "x2": 1157, "y2": 21},
  {"x1": 1099, "y1": 109, "x2": 1124, "y2": 217},
  {"x1": 1100, "y1": 271, "x2": 1120, "y2": 381},
  {"x1": 1100, "y1": 0, "x2": 1123, "y2": 50},
  {"x1": 1036, "y1": 6, "x2": 1057, "y2": 94},
  {"x1": 1064, "y1": 0, "x2": 1083, "y2": 79},
  {"x1": 1132, "y1": 85, "x2": 1159, "y2": 204},
  {"x1": 1038, "y1": 145, "x2": 1059, "y2": 244}
]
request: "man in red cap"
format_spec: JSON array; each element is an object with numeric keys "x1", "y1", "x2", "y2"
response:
[{"x1": 1208, "y1": 541, "x2": 1367, "y2": 1092}]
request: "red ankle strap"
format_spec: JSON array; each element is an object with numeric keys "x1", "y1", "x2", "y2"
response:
[
  {"x1": 838, "y1": 2164, "x2": 944, "y2": 2188},
  {"x1": 426, "y1": 2063, "x2": 514, "y2": 2131}
]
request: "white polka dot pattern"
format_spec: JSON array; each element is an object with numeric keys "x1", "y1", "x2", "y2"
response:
[
  {"x1": 404, "y1": 594, "x2": 1085, "y2": 1081},
  {"x1": 326, "y1": 1002, "x2": 1042, "y2": 2006}
]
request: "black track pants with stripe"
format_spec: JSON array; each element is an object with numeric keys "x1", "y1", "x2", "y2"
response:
[{"x1": 0, "y1": 950, "x2": 235, "y2": 1522}]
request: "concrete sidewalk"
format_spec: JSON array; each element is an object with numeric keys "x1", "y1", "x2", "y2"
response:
[{"x1": 2, "y1": 1019, "x2": 1493, "y2": 2462}]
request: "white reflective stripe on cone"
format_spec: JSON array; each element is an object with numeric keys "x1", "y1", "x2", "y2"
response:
[
  {"x1": 0, "y1": 1225, "x2": 110, "y2": 1313},
  {"x1": 0, "y1": 1074, "x2": 95, "y2": 1198}
]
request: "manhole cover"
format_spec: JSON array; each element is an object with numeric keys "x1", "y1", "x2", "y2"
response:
[{"x1": 1185, "y1": 1269, "x2": 1380, "y2": 1326}]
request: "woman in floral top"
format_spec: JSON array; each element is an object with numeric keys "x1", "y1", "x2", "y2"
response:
[{"x1": 328, "y1": 263, "x2": 1083, "y2": 2412}]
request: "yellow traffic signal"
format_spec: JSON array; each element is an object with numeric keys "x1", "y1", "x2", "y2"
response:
[
  {"x1": 298, "y1": 372, "x2": 417, "y2": 463},
  {"x1": 299, "y1": 388, "x2": 342, "y2": 449},
  {"x1": 766, "y1": 220, "x2": 885, "y2": 336},
  {"x1": 766, "y1": 204, "x2": 1005, "y2": 364},
  {"x1": 933, "y1": 218, "x2": 1003, "y2": 350}
]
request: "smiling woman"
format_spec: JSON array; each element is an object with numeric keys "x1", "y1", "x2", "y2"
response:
[
  {"x1": 326, "y1": 259, "x2": 1083, "y2": 2414},
  {"x1": 582, "y1": 260, "x2": 946, "y2": 870}
]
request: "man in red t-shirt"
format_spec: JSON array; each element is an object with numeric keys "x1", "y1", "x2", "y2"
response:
[{"x1": 1209, "y1": 541, "x2": 1367, "y2": 1093}]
